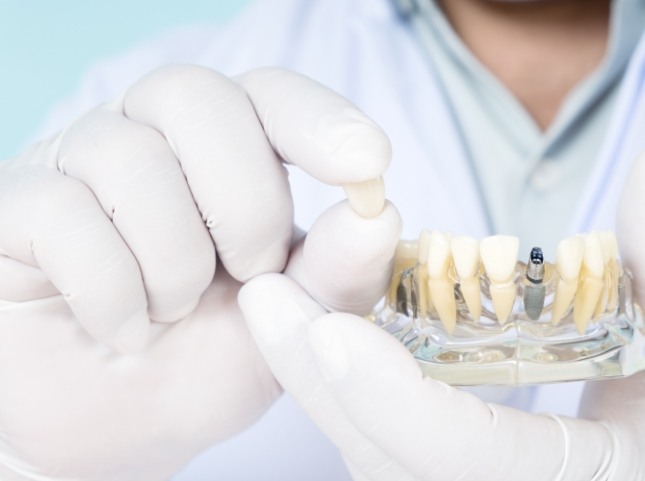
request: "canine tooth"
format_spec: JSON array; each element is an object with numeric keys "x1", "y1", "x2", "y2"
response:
[
  {"x1": 573, "y1": 233, "x2": 606, "y2": 333},
  {"x1": 480, "y1": 235, "x2": 519, "y2": 283},
  {"x1": 342, "y1": 176, "x2": 385, "y2": 218},
  {"x1": 480, "y1": 235, "x2": 518, "y2": 323},
  {"x1": 426, "y1": 231, "x2": 456, "y2": 332},
  {"x1": 551, "y1": 236, "x2": 585, "y2": 324}
]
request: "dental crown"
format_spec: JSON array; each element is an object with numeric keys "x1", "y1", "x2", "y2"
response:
[{"x1": 373, "y1": 230, "x2": 645, "y2": 386}]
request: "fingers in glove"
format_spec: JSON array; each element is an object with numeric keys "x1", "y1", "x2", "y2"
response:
[
  {"x1": 122, "y1": 65, "x2": 293, "y2": 281},
  {"x1": 239, "y1": 274, "x2": 416, "y2": 481},
  {"x1": 239, "y1": 68, "x2": 390, "y2": 219},
  {"x1": 308, "y1": 314, "x2": 614, "y2": 481},
  {"x1": 286, "y1": 200, "x2": 401, "y2": 314},
  {"x1": 0, "y1": 255, "x2": 57, "y2": 301},
  {"x1": 0, "y1": 167, "x2": 148, "y2": 352},
  {"x1": 58, "y1": 108, "x2": 215, "y2": 322}
]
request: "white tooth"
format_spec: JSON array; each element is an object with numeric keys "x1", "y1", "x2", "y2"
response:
[
  {"x1": 480, "y1": 235, "x2": 518, "y2": 324},
  {"x1": 418, "y1": 230, "x2": 431, "y2": 265},
  {"x1": 426, "y1": 231, "x2": 452, "y2": 278},
  {"x1": 573, "y1": 233, "x2": 606, "y2": 333},
  {"x1": 599, "y1": 231, "x2": 620, "y2": 312},
  {"x1": 451, "y1": 236, "x2": 480, "y2": 279},
  {"x1": 555, "y1": 237, "x2": 585, "y2": 282},
  {"x1": 599, "y1": 231, "x2": 618, "y2": 263},
  {"x1": 426, "y1": 231, "x2": 456, "y2": 331},
  {"x1": 395, "y1": 240, "x2": 418, "y2": 262},
  {"x1": 450, "y1": 236, "x2": 481, "y2": 319},
  {"x1": 480, "y1": 235, "x2": 519, "y2": 283},
  {"x1": 551, "y1": 236, "x2": 585, "y2": 324},
  {"x1": 582, "y1": 232, "x2": 605, "y2": 279},
  {"x1": 342, "y1": 176, "x2": 385, "y2": 218}
]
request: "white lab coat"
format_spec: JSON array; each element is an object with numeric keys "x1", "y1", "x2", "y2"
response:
[{"x1": 39, "y1": 0, "x2": 645, "y2": 479}]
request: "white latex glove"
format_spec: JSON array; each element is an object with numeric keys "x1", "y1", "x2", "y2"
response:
[
  {"x1": 0, "y1": 66, "x2": 394, "y2": 480},
  {"x1": 240, "y1": 156, "x2": 645, "y2": 481}
]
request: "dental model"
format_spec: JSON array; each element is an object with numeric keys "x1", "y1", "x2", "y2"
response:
[{"x1": 374, "y1": 230, "x2": 644, "y2": 386}]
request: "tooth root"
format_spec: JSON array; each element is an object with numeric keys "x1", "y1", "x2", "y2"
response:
[
  {"x1": 460, "y1": 277, "x2": 481, "y2": 320},
  {"x1": 574, "y1": 275, "x2": 604, "y2": 334},
  {"x1": 593, "y1": 269, "x2": 610, "y2": 318},
  {"x1": 552, "y1": 281, "x2": 577, "y2": 324},
  {"x1": 428, "y1": 278, "x2": 457, "y2": 333},
  {"x1": 417, "y1": 268, "x2": 432, "y2": 317},
  {"x1": 342, "y1": 176, "x2": 385, "y2": 218},
  {"x1": 489, "y1": 284, "x2": 516, "y2": 324}
]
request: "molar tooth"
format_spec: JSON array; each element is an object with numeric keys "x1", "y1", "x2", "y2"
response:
[
  {"x1": 342, "y1": 176, "x2": 385, "y2": 218},
  {"x1": 451, "y1": 236, "x2": 481, "y2": 320},
  {"x1": 573, "y1": 232, "x2": 605, "y2": 334},
  {"x1": 427, "y1": 231, "x2": 456, "y2": 333},
  {"x1": 552, "y1": 236, "x2": 585, "y2": 324},
  {"x1": 480, "y1": 235, "x2": 519, "y2": 324}
]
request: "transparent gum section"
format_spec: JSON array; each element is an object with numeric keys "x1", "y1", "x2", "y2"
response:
[{"x1": 371, "y1": 259, "x2": 645, "y2": 386}]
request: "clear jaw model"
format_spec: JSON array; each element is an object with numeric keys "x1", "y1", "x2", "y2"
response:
[{"x1": 371, "y1": 231, "x2": 645, "y2": 386}]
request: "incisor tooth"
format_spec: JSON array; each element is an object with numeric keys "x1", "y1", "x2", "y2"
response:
[
  {"x1": 480, "y1": 235, "x2": 519, "y2": 283},
  {"x1": 426, "y1": 231, "x2": 456, "y2": 332},
  {"x1": 573, "y1": 233, "x2": 606, "y2": 333},
  {"x1": 555, "y1": 237, "x2": 585, "y2": 282},
  {"x1": 342, "y1": 176, "x2": 385, "y2": 218},
  {"x1": 480, "y1": 235, "x2": 518, "y2": 323},
  {"x1": 451, "y1": 236, "x2": 481, "y2": 320},
  {"x1": 451, "y1": 236, "x2": 480, "y2": 279},
  {"x1": 552, "y1": 236, "x2": 585, "y2": 324}
]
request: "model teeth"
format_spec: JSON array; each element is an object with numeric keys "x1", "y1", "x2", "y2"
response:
[
  {"x1": 387, "y1": 230, "x2": 626, "y2": 335},
  {"x1": 551, "y1": 236, "x2": 585, "y2": 324},
  {"x1": 426, "y1": 231, "x2": 456, "y2": 333},
  {"x1": 480, "y1": 235, "x2": 519, "y2": 323},
  {"x1": 342, "y1": 176, "x2": 385, "y2": 218},
  {"x1": 573, "y1": 233, "x2": 605, "y2": 334},
  {"x1": 451, "y1": 236, "x2": 482, "y2": 320}
]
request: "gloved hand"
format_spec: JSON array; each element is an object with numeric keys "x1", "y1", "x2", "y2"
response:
[
  {"x1": 0, "y1": 66, "x2": 397, "y2": 480},
  {"x1": 240, "y1": 156, "x2": 645, "y2": 481}
]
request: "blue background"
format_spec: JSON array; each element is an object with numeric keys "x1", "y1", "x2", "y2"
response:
[{"x1": 0, "y1": 1, "x2": 252, "y2": 160}]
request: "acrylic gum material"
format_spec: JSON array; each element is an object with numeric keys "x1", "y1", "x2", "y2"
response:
[{"x1": 370, "y1": 241, "x2": 645, "y2": 386}]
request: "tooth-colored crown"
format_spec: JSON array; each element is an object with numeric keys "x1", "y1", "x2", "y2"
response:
[
  {"x1": 555, "y1": 236, "x2": 584, "y2": 282},
  {"x1": 480, "y1": 235, "x2": 519, "y2": 283},
  {"x1": 451, "y1": 236, "x2": 479, "y2": 279},
  {"x1": 583, "y1": 232, "x2": 605, "y2": 279},
  {"x1": 426, "y1": 231, "x2": 452, "y2": 278}
]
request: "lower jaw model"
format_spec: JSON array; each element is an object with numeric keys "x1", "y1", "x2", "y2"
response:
[{"x1": 371, "y1": 231, "x2": 645, "y2": 386}]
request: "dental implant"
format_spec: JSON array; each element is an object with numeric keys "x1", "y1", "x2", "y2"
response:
[{"x1": 523, "y1": 247, "x2": 546, "y2": 320}]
